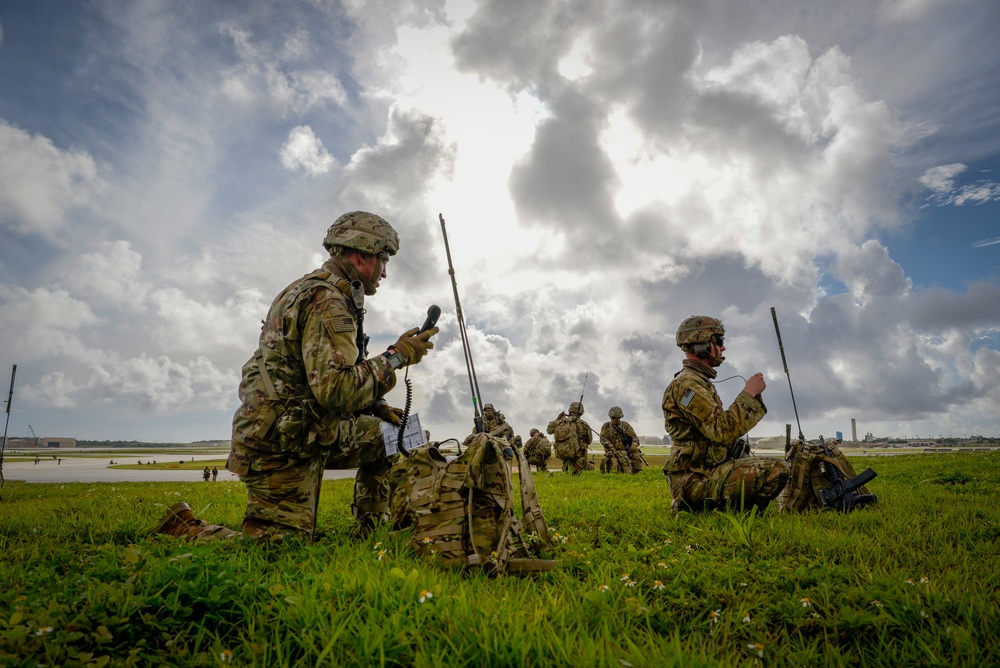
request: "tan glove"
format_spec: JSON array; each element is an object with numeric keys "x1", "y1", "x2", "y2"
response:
[
  {"x1": 370, "y1": 400, "x2": 404, "y2": 426},
  {"x1": 390, "y1": 326, "x2": 439, "y2": 366}
]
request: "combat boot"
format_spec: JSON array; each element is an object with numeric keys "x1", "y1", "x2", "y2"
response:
[{"x1": 150, "y1": 501, "x2": 205, "y2": 539}]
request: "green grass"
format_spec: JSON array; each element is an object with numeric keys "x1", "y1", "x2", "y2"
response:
[{"x1": 1, "y1": 453, "x2": 999, "y2": 666}]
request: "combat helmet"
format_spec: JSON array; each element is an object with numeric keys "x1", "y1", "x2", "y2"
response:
[
  {"x1": 675, "y1": 315, "x2": 725, "y2": 348},
  {"x1": 608, "y1": 406, "x2": 624, "y2": 419},
  {"x1": 323, "y1": 211, "x2": 400, "y2": 256},
  {"x1": 483, "y1": 403, "x2": 495, "y2": 411},
  {"x1": 568, "y1": 401, "x2": 584, "y2": 416}
]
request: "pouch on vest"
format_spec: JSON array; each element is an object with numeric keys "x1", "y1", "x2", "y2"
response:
[
  {"x1": 777, "y1": 439, "x2": 876, "y2": 512},
  {"x1": 387, "y1": 433, "x2": 556, "y2": 575}
]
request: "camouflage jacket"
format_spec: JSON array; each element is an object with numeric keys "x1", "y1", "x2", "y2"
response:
[
  {"x1": 231, "y1": 258, "x2": 397, "y2": 455},
  {"x1": 662, "y1": 359, "x2": 765, "y2": 476},
  {"x1": 523, "y1": 434, "x2": 552, "y2": 464},
  {"x1": 483, "y1": 413, "x2": 515, "y2": 444},
  {"x1": 600, "y1": 420, "x2": 639, "y2": 453},
  {"x1": 546, "y1": 415, "x2": 593, "y2": 459}
]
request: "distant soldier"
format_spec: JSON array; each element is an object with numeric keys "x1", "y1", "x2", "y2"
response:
[
  {"x1": 662, "y1": 316, "x2": 789, "y2": 512},
  {"x1": 523, "y1": 428, "x2": 553, "y2": 472},
  {"x1": 600, "y1": 406, "x2": 638, "y2": 474},
  {"x1": 203, "y1": 466, "x2": 211, "y2": 482},
  {"x1": 212, "y1": 466, "x2": 219, "y2": 482},
  {"x1": 547, "y1": 402, "x2": 593, "y2": 475},
  {"x1": 482, "y1": 404, "x2": 515, "y2": 445}
]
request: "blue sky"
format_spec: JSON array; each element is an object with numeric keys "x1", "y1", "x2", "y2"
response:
[{"x1": 1, "y1": 0, "x2": 999, "y2": 445}]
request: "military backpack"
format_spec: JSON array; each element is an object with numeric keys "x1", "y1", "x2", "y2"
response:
[
  {"x1": 777, "y1": 438, "x2": 877, "y2": 512},
  {"x1": 387, "y1": 432, "x2": 555, "y2": 574}
]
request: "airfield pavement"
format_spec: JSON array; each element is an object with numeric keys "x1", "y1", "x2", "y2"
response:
[{"x1": 0, "y1": 452, "x2": 356, "y2": 484}]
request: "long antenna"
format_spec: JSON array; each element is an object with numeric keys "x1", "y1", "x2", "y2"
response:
[
  {"x1": 578, "y1": 371, "x2": 589, "y2": 404},
  {"x1": 1, "y1": 364, "x2": 16, "y2": 487},
  {"x1": 438, "y1": 213, "x2": 485, "y2": 433},
  {"x1": 770, "y1": 307, "x2": 804, "y2": 441}
]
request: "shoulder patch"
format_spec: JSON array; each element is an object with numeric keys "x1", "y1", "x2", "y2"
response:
[
  {"x1": 680, "y1": 388, "x2": 696, "y2": 408},
  {"x1": 328, "y1": 314, "x2": 355, "y2": 333}
]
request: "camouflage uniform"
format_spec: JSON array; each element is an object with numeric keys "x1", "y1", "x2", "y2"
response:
[
  {"x1": 482, "y1": 404, "x2": 515, "y2": 445},
  {"x1": 662, "y1": 359, "x2": 788, "y2": 512},
  {"x1": 151, "y1": 211, "x2": 438, "y2": 542},
  {"x1": 523, "y1": 430, "x2": 552, "y2": 472},
  {"x1": 600, "y1": 414, "x2": 638, "y2": 474},
  {"x1": 547, "y1": 402, "x2": 593, "y2": 475}
]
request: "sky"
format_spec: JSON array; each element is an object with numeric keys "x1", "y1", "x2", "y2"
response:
[{"x1": 1, "y1": 0, "x2": 999, "y2": 446}]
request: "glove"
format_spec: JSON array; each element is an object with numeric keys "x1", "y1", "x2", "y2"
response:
[
  {"x1": 390, "y1": 326, "x2": 439, "y2": 366},
  {"x1": 370, "y1": 400, "x2": 404, "y2": 426}
]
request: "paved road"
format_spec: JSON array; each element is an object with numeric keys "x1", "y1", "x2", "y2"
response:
[{"x1": 0, "y1": 453, "x2": 356, "y2": 484}]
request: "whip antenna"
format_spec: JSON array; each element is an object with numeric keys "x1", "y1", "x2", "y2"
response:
[
  {"x1": 438, "y1": 213, "x2": 485, "y2": 433},
  {"x1": 770, "y1": 307, "x2": 804, "y2": 441}
]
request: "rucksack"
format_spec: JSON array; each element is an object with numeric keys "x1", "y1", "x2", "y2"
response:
[
  {"x1": 552, "y1": 420, "x2": 578, "y2": 459},
  {"x1": 777, "y1": 438, "x2": 878, "y2": 512},
  {"x1": 387, "y1": 432, "x2": 555, "y2": 574}
]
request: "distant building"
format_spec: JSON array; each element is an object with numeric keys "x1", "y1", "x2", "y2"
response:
[{"x1": 40, "y1": 437, "x2": 78, "y2": 448}]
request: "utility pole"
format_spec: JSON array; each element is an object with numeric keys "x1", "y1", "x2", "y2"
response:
[{"x1": 1, "y1": 364, "x2": 16, "y2": 487}]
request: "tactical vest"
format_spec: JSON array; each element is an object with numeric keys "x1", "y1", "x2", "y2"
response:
[
  {"x1": 387, "y1": 433, "x2": 555, "y2": 575},
  {"x1": 234, "y1": 268, "x2": 365, "y2": 452}
]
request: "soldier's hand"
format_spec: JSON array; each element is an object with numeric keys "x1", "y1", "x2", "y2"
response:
[
  {"x1": 371, "y1": 400, "x2": 404, "y2": 426},
  {"x1": 743, "y1": 372, "x2": 766, "y2": 398},
  {"x1": 391, "y1": 326, "x2": 439, "y2": 366}
]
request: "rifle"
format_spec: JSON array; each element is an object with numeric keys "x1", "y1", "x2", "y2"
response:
[
  {"x1": 817, "y1": 435, "x2": 878, "y2": 511},
  {"x1": 438, "y1": 213, "x2": 485, "y2": 434},
  {"x1": 611, "y1": 422, "x2": 650, "y2": 468}
]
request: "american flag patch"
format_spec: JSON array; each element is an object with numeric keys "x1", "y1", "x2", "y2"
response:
[
  {"x1": 680, "y1": 389, "x2": 696, "y2": 408},
  {"x1": 328, "y1": 315, "x2": 355, "y2": 333}
]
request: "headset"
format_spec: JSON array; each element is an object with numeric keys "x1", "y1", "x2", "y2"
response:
[{"x1": 692, "y1": 334, "x2": 724, "y2": 358}]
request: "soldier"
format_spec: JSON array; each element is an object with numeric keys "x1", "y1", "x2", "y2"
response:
[
  {"x1": 662, "y1": 316, "x2": 789, "y2": 512},
  {"x1": 482, "y1": 403, "x2": 515, "y2": 445},
  {"x1": 202, "y1": 466, "x2": 211, "y2": 482},
  {"x1": 523, "y1": 428, "x2": 552, "y2": 472},
  {"x1": 211, "y1": 466, "x2": 219, "y2": 482},
  {"x1": 547, "y1": 402, "x2": 593, "y2": 475},
  {"x1": 600, "y1": 406, "x2": 638, "y2": 474},
  {"x1": 151, "y1": 211, "x2": 438, "y2": 541}
]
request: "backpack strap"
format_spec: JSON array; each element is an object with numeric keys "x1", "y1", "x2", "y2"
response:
[{"x1": 513, "y1": 439, "x2": 552, "y2": 545}]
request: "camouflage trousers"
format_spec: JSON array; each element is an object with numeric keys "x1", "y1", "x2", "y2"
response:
[
  {"x1": 528, "y1": 459, "x2": 549, "y2": 472},
  {"x1": 667, "y1": 457, "x2": 790, "y2": 513},
  {"x1": 560, "y1": 455, "x2": 587, "y2": 475},
  {"x1": 602, "y1": 449, "x2": 633, "y2": 474},
  {"x1": 226, "y1": 415, "x2": 392, "y2": 538}
]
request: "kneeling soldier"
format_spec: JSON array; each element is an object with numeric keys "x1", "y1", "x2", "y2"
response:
[{"x1": 662, "y1": 316, "x2": 789, "y2": 512}]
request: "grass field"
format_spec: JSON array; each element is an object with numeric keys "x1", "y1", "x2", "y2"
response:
[{"x1": 1, "y1": 452, "x2": 998, "y2": 667}]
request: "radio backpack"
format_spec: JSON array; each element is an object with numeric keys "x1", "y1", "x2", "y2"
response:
[
  {"x1": 777, "y1": 437, "x2": 878, "y2": 512},
  {"x1": 387, "y1": 433, "x2": 555, "y2": 575}
]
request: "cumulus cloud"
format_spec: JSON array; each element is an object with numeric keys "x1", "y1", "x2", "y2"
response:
[
  {"x1": 280, "y1": 125, "x2": 336, "y2": 174},
  {"x1": 23, "y1": 354, "x2": 237, "y2": 414},
  {"x1": 219, "y1": 23, "x2": 349, "y2": 115},
  {"x1": 0, "y1": 121, "x2": 105, "y2": 237}
]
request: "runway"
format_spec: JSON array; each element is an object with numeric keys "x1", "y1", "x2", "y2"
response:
[{"x1": 0, "y1": 451, "x2": 356, "y2": 484}]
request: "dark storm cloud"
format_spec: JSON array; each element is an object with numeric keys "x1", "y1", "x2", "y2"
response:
[
  {"x1": 909, "y1": 282, "x2": 1000, "y2": 330},
  {"x1": 508, "y1": 87, "x2": 620, "y2": 250},
  {"x1": 331, "y1": 108, "x2": 457, "y2": 290}
]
